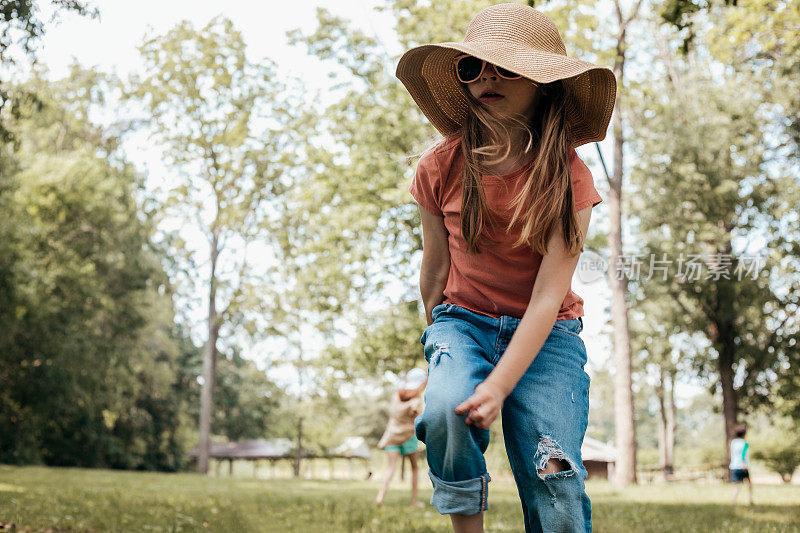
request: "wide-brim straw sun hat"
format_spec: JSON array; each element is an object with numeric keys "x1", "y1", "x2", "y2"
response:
[{"x1": 395, "y1": 3, "x2": 617, "y2": 147}]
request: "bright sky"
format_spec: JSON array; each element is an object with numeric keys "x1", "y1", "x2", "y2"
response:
[
  {"x1": 29, "y1": 0, "x2": 642, "y2": 396},
  {"x1": 37, "y1": 0, "x2": 399, "y2": 80}
]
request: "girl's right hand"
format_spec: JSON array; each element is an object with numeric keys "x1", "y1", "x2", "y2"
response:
[{"x1": 454, "y1": 380, "x2": 506, "y2": 429}]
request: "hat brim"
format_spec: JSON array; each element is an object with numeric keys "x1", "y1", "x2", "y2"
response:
[{"x1": 396, "y1": 42, "x2": 617, "y2": 146}]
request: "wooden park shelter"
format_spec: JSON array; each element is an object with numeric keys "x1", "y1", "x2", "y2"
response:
[
  {"x1": 581, "y1": 436, "x2": 617, "y2": 479},
  {"x1": 188, "y1": 437, "x2": 372, "y2": 478}
]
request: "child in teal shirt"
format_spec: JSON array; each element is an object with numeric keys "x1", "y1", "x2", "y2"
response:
[{"x1": 729, "y1": 423, "x2": 753, "y2": 505}]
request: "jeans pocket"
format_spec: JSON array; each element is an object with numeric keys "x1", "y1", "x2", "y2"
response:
[
  {"x1": 552, "y1": 318, "x2": 583, "y2": 339},
  {"x1": 431, "y1": 302, "x2": 453, "y2": 322}
]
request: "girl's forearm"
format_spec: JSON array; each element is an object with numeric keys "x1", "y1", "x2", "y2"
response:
[
  {"x1": 420, "y1": 269, "x2": 448, "y2": 325},
  {"x1": 483, "y1": 296, "x2": 563, "y2": 396}
]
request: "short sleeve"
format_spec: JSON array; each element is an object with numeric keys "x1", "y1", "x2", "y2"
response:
[
  {"x1": 409, "y1": 148, "x2": 443, "y2": 216},
  {"x1": 569, "y1": 148, "x2": 603, "y2": 211}
]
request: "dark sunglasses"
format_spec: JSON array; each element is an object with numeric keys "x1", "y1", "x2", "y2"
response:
[{"x1": 454, "y1": 54, "x2": 523, "y2": 83}]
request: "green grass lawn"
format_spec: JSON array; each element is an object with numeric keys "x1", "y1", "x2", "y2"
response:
[{"x1": 0, "y1": 465, "x2": 798, "y2": 532}]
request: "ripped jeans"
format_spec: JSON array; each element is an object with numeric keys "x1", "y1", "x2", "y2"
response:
[{"x1": 415, "y1": 303, "x2": 591, "y2": 533}]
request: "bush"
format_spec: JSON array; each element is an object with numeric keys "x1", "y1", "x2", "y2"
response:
[{"x1": 753, "y1": 442, "x2": 800, "y2": 483}]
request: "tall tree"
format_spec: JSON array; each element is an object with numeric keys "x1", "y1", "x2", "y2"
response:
[
  {"x1": 702, "y1": 0, "x2": 800, "y2": 437},
  {"x1": 605, "y1": 0, "x2": 645, "y2": 486},
  {"x1": 0, "y1": 66, "x2": 186, "y2": 468},
  {"x1": 628, "y1": 21, "x2": 800, "y2": 461},
  {"x1": 128, "y1": 17, "x2": 294, "y2": 474},
  {"x1": 630, "y1": 299, "x2": 689, "y2": 478}
]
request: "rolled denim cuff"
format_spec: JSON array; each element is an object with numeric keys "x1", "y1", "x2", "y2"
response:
[{"x1": 428, "y1": 469, "x2": 491, "y2": 515}]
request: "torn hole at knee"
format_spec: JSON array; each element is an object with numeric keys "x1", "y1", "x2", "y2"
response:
[
  {"x1": 534, "y1": 435, "x2": 577, "y2": 480},
  {"x1": 540, "y1": 458, "x2": 571, "y2": 476},
  {"x1": 429, "y1": 342, "x2": 449, "y2": 366}
]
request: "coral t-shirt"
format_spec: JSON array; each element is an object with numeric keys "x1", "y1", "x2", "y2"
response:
[{"x1": 409, "y1": 136, "x2": 602, "y2": 320}]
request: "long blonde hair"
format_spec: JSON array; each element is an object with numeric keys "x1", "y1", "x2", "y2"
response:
[{"x1": 459, "y1": 81, "x2": 583, "y2": 257}]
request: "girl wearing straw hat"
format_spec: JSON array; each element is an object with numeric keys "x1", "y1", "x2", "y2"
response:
[{"x1": 396, "y1": 4, "x2": 616, "y2": 532}]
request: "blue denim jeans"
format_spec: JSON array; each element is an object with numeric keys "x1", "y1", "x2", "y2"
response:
[{"x1": 415, "y1": 303, "x2": 591, "y2": 533}]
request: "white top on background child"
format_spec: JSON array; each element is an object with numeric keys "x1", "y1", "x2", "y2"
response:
[{"x1": 729, "y1": 437, "x2": 749, "y2": 470}]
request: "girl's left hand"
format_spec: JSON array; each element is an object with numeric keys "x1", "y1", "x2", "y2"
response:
[{"x1": 455, "y1": 381, "x2": 506, "y2": 429}]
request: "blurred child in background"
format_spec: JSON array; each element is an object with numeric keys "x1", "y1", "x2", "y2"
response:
[
  {"x1": 730, "y1": 423, "x2": 753, "y2": 505},
  {"x1": 376, "y1": 368, "x2": 428, "y2": 508}
]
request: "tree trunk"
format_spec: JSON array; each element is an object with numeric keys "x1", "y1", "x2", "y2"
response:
[
  {"x1": 710, "y1": 239, "x2": 739, "y2": 467},
  {"x1": 657, "y1": 369, "x2": 676, "y2": 480},
  {"x1": 718, "y1": 342, "x2": 738, "y2": 466},
  {"x1": 608, "y1": 136, "x2": 637, "y2": 486},
  {"x1": 656, "y1": 372, "x2": 667, "y2": 476},
  {"x1": 197, "y1": 223, "x2": 221, "y2": 474},
  {"x1": 293, "y1": 416, "x2": 303, "y2": 478},
  {"x1": 608, "y1": 59, "x2": 637, "y2": 487},
  {"x1": 607, "y1": 0, "x2": 642, "y2": 488},
  {"x1": 665, "y1": 370, "x2": 676, "y2": 479}
]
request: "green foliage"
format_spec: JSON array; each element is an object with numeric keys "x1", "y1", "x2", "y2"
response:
[
  {"x1": 127, "y1": 16, "x2": 296, "y2": 333},
  {"x1": 385, "y1": 0, "x2": 496, "y2": 47},
  {"x1": 322, "y1": 300, "x2": 426, "y2": 377},
  {"x1": 673, "y1": 390, "x2": 727, "y2": 465},
  {"x1": 715, "y1": 0, "x2": 800, "y2": 160},
  {"x1": 284, "y1": 7, "x2": 432, "y2": 324},
  {"x1": 0, "y1": 1, "x2": 98, "y2": 60},
  {"x1": 124, "y1": 21, "x2": 303, "y2": 456},
  {"x1": 753, "y1": 444, "x2": 800, "y2": 483},
  {"x1": 0, "y1": 1, "x2": 98, "y2": 141},
  {"x1": 637, "y1": 447, "x2": 661, "y2": 469},
  {"x1": 212, "y1": 351, "x2": 284, "y2": 442},
  {"x1": 662, "y1": 0, "x2": 800, "y2": 155},
  {"x1": 751, "y1": 416, "x2": 800, "y2": 483},
  {"x1": 658, "y1": 0, "x2": 706, "y2": 53},
  {"x1": 124, "y1": 18, "x2": 301, "y2": 469},
  {"x1": 338, "y1": 389, "x2": 393, "y2": 446},
  {"x1": 626, "y1": 20, "x2": 800, "y2": 421},
  {"x1": 0, "y1": 62, "x2": 287, "y2": 470},
  {"x1": 0, "y1": 67, "x2": 188, "y2": 468}
]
